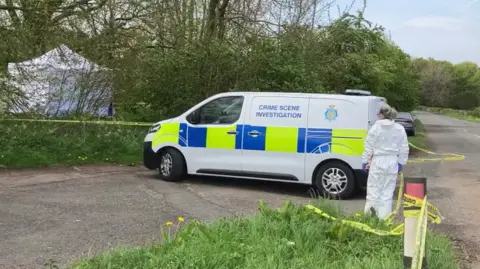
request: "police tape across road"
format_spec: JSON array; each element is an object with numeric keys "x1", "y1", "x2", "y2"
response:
[
  {"x1": 407, "y1": 142, "x2": 465, "y2": 163},
  {"x1": 305, "y1": 173, "x2": 442, "y2": 236},
  {"x1": 305, "y1": 141, "x2": 464, "y2": 237},
  {"x1": 304, "y1": 144, "x2": 462, "y2": 269}
]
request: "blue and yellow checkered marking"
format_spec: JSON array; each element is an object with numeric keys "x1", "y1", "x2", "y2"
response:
[
  {"x1": 152, "y1": 123, "x2": 367, "y2": 156},
  {"x1": 179, "y1": 123, "x2": 188, "y2": 147},
  {"x1": 242, "y1": 125, "x2": 266, "y2": 151},
  {"x1": 305, "y1": 128, "x2": 332, "y2": 154}
]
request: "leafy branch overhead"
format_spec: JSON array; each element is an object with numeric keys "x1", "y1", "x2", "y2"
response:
[
  {"x1": 0, "y1": 0, "x2": 478, "y2": 120},
  {"x1": 0, "y1": 0, "x2": 108, "y2": 26}
]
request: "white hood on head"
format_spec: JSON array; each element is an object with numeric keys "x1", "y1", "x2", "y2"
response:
[{"x1": 376, "y1": 119, "x2": 395, "y2": 127}]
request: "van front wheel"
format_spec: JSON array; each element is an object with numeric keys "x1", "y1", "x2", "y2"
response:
[
  {"x1": 158, "y1": 148, "x2": 186, "y2": 182},
  {"x1": 314, "y1": 161, "x2": 356, "y2": 199}
]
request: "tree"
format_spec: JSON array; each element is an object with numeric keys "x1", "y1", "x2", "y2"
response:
[
  {"x1": 0, "y1": 0, "x2": 433, "y2": 120},
  {"x1": 413, "y1": 58, "x2": 454, "y2": 108},
  {"x1": 414, "y1": 57, "x2": 480, "y2": 110},
  {"x1": 451, "y1": 62, "x2": 480, "y2": 109},
  {"x1": 0, "y1": 0, "x2": 108, "y2": 68}
]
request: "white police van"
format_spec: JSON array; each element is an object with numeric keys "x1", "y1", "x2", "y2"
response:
[{"x1": 143, "y1": 90, "x2": 386, "y2": 199}]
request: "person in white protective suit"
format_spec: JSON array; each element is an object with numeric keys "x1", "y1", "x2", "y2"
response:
[{"x1": 361, "y1": 103, "x2": 410, "y2": 219}]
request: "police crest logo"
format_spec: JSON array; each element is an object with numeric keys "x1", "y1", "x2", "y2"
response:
[{"x1": 324, "y1": 104, "x2": 338, "y2": 121}]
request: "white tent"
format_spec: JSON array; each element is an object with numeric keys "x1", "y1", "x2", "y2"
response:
[{"x1": 7, "y1": 44, "x2": 114, "y2": 116}]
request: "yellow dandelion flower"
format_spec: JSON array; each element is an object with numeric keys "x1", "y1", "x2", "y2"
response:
[
  {"x1": 166, "y1": 221, "x2": 174, "y2": 226},
  {"x1": 177, "y1": 217, "x2": 185, "y2": 223},
  {"x1": 355, "y1": 213, "x2": 362, "y2": 217}
]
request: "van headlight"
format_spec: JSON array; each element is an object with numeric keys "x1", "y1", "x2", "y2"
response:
[{"x1": 149, "y1": 124, "x2": 161, "y2": 133}]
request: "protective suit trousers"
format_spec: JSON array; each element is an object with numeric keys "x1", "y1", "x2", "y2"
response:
[{"x1": 364, "y1": 155, "x2": 398, "y2": 219}]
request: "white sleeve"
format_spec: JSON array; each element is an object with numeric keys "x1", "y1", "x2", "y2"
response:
[
  {"x1": 398, "y1": 128, "x2": 410, "y2": 165},
  {"x1": 362, "y1": 124, "x2": 377, "y2": 163}
]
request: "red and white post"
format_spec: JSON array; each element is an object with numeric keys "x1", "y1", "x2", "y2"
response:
[{"x1": 403, "y1": 177, "x2": 427, "y2": 269}]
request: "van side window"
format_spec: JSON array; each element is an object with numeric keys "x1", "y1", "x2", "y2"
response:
[{"x1": 186, "y1": 96, "x2": 244, "y2": 125}]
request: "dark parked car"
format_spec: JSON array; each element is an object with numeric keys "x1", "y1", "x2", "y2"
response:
[{"x1": 395, "y1": 112, "x2": 415, "y2": 136}]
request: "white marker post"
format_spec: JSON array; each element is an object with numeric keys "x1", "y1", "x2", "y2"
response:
[{"x1": 403, "y1": 177, "x2": 427, "y2": 269}]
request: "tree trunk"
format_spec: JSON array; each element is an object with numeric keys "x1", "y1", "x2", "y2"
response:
[
  {"x1": 217, "y1": 0, "x2": 229, "y2": 40},
  {"x1": 204, "y1": 0, "x2": 220, "y2": 42}
]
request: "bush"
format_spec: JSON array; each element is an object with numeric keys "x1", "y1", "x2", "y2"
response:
[
  {"x1": 114, "y1": 16, "x2": 420, "y2": 122},
  {"x1": 470, "y1": 107, "x2": 480, "y2": 118},
  {"x1": 0, "y1": 120, "x2": 148, "y2": 167},
  {"x1": 72, "y1": 200, "x2": 458, "y2": 269}
]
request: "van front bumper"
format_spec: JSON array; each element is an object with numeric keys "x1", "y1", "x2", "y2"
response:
[{"x1": 143, "y1": 142, "x2": 158, "y2": 170}]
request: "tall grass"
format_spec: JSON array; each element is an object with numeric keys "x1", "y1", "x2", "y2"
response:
[
  {"x1": 72, "y1": 200, "x2": 459, "y2": 269},
  {"x1": 0, "y1": 120, "x2": 148, "y2": 167}
]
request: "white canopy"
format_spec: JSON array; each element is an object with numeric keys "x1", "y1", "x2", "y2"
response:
[{"x1": 7, "y1": 45, "x2": 113, "y2": 116}]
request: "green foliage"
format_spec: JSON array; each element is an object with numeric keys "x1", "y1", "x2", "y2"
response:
[
  {"x1": 72, "y1": 200, "x2": 458, "y2": 269},
  {"x1": 114, "y1": 14, "x2": 420, "y2": 122},
  {"x1": 471, "y1": 107, "x2": 480, "y2": 118},
  {"x1": 1, "y1": 0, "x2": 476, "y2": 118},
  {"x1": 0, "y1": 121, "x2": 147, "y2": 167},
  {"x1": 0, "y1": 74, "x2": 25, "y2": 114},
  {"x1": 414, "y1": 58, "x2": 480, "y2": 110}
]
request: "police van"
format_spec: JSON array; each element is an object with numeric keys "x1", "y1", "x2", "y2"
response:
[{"x1": 143, "y1": 90, "x2": 386, "y2": 199}]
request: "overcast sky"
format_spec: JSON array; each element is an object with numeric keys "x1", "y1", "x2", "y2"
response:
[{"x1": 333, "y1": 0, "x2": 480, "y2": 64}]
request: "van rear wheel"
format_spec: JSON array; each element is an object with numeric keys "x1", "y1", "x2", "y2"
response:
[
  {"x1": 158, "y1": 148, "x2": 186, "y2": 182},
  {"x1": 313, "y1": 161, "x2": 356, "y2": 199}
]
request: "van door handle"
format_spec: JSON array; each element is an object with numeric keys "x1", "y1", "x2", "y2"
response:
[
  {"x1": 248, "y1": 130, "x2": 261, "y2": 137},
  {"x1": 226, "y1": 130, "x2": 238, "y2": 135}
]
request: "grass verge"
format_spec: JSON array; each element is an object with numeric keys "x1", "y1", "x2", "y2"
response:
[
  {"x1": 0, "y1": 120, "x2": 147, "y2": 168},
  {"x1": 419, "y1": 106, "x2": 480, "y2": 123},
  {"x1": 408, "y1": 118, "x2": 428, "y2": 152},
  {"x1": 72, "y1": 200, "x2": 459, "y2": 269}
]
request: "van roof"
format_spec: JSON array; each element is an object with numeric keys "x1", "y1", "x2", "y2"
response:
[{"x1": 214, "y1": 91, "x2": 385, "y2": 100}]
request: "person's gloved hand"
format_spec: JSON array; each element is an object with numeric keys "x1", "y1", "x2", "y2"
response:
[
  {"x1": 398, "y1": 163, "x2": 403, "y2": 174},
  {"x1": 362, "y1": 163, "x2": 369, "y2": 173}
]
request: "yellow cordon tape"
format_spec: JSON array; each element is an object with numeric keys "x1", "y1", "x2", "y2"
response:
[
  {"x1": 412, "y1": 194, "x2": 429, "y2": 269},
  {"x1": 0, "y1": 118, "x2": 153, "y2": 126},
  {"x1": 305, "y1": 142, "x2": 464, "y2": 236},
  {"x1": 305, "y1": 204, "x2": 405, "y2": 236},
  {"x1": 306, "y1": 175, "x2": 440, "y2": 237},
  {"x1": 407, "y1": 142, "x2": 465, "y2": 163},
  {"x1": 404, "y1": 193, "x2": 443, "y2": 224}
]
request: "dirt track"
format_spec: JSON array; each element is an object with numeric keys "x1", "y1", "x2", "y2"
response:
[{"x1": 0, "y1": 111, "x2": 479, "y2": 268}]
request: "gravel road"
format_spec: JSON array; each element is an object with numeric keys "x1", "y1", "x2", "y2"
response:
[{"x1": 0, "y1": 111, "x2": 479, "y2": 268}]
